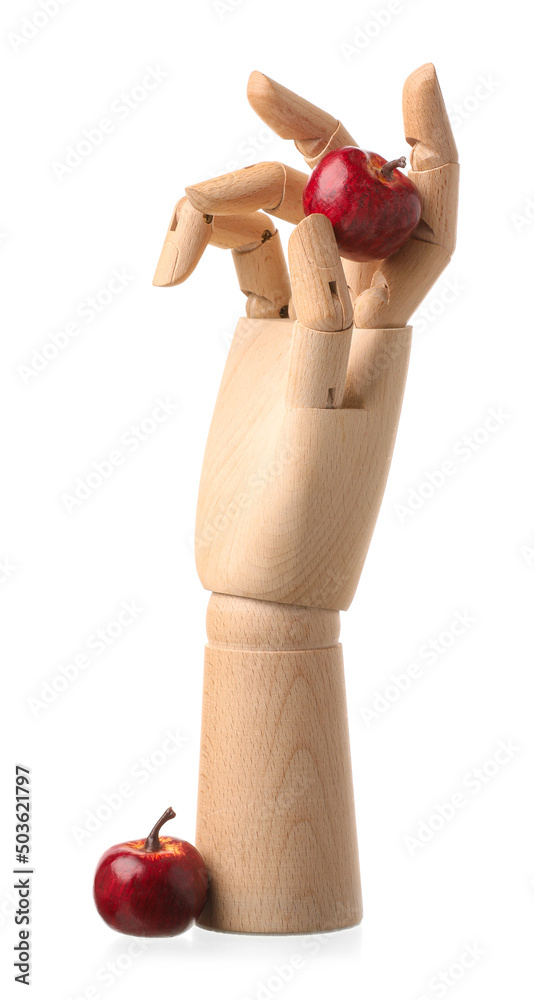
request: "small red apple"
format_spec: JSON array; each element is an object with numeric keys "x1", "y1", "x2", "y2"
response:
[
  {"x1": 93, "y1": 807, "x2": 208, "y2": 937},
  {"x1": 302, "y1": 146, "x2": 422, "y2": 262}
]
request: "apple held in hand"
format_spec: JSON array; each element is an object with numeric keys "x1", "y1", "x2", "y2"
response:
[
  {"x1": 94, "y1": 807, "x2": 208, "y2": 937},
  {"x1": 302, "y1": 146, "x2": 422, "y2": 263}
]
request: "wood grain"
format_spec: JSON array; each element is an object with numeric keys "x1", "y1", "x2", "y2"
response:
[
  {"x1": 186, "y1": 162, "x2": 307, "y2": 226},
  {"x1": 408, "y1": 163, "x2": 459, "y2": 255},
  {"x1": 152, "y1": 197, "x2": 212, "y2": 286},
  {"x1": 286, "y1": 323, "x2": 353, "y2": 409},
  {"x1": 195, "y1": 317, "x2": 411, "y2": 611},
  {"x1": 402, "y1": 63, "x2": 458, "y2": 170},
  {"x1": 288, "y1": 213, "x2": 352, "y2": 331},
  {"x1": 196, "y1": 593, "x2": 362, "y2": 933},
  {"x1": 232, "y1": 230, "x2": 291, "y2": 315},
  {"x1": 209, "y1": 211, "x2": 274, "y2": 250},
  {"x1": 353, "y1": 238, "x2": 449, "y2": 329},
  {"x1": 247, "y1": 71, "x2": 356, "y2": 168}
]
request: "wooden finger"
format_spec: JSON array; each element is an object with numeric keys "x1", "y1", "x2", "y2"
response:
[
  {"x1": 247, "y1": 71, "x2": 357, "y2": 169},
  {"x1": 409, "y1": 162, "x2": 459, "y2": 255},
  {"x1": 209, "y1": 212, "x2": 274, "y2": 249},
  {"x1": 286, "y1": 215, "x2": 353, "y2": 408},
  {"x1": 186, "y1": 162, "x2": 307, "y2": 225},
  {"x1": 342, "y1": 259, "x2": 382, "y2": 305},
  {"x1": 402, "y1": 65, "x2": 459, "y2": 257},
  {"x1": 153, "y1": 197, "x2": 212, "y2": 286},
  {"x1": 342, "y1": 327, "x2": 412, "y2": 414},
  {"x1": 245, "y1": 294, "x2": 286, "y2": 319},
  {"x1": 289, "y1": 214, "x2": 352, "y2": 330},
  {"x1": 233, "y1": 230, "x2": 291, "y2": 318},
  {"x1": 353, "y1": 239, "x2": 450, "y2": 329},
  {"x1": 403, "y1": 63, "x2": 458, "y2": 170}
]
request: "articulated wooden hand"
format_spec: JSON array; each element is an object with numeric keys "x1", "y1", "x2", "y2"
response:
[
  {"x1": 154, "y1": 65, "x2": 458, "y2": 934},
  {"x1": 155, "y1": 63, "x2": 458, "y2": 611}
]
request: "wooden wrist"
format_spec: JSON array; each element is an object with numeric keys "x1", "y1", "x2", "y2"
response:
[{"x1": 206, "y1": 592, "x2": 340, "y2": 650}]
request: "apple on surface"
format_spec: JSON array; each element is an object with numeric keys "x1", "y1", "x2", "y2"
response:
[
  {"x1": 302, "y1": 146, "x2": 422, "y2": 262},
  {"x1": 93, "y1": 807, "x2": 208, "y2": 937}
]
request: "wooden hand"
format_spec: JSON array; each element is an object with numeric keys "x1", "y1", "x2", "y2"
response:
[
  {"x1": 153, "y1": 64, "x2": 458, "y2": 611},
  {"x1": 153, "y1": 66, "x2": 458, "y2": 934}
]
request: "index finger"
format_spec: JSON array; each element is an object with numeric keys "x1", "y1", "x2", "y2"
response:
[{"x1": 247, "y1": 71, "x2": 357, "y2": 168}]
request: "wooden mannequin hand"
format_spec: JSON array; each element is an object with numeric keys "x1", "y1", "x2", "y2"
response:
[
  {"x1": 154, "y1": 64, "x2": 458, "y2": 612},
  {"x1": 152, "y1": 66, "x2": 458, "y2": 933}
]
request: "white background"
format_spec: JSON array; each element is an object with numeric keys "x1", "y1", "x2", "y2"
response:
[{"x1": 1, "y1": 0, "x2": 533, "y2": 997}]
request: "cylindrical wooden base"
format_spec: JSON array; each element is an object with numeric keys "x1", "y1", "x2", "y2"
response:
[{"x1": 195, "y1": 594, "x2": 362, "y2": 934}]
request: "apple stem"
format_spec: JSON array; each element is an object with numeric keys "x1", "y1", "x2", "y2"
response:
[
  {"x1": 381, "y1": 156, "x2": 407, "y2": 178},
  {"x1": 144, "y1": 807, "x2": 176, "y2": 852}
]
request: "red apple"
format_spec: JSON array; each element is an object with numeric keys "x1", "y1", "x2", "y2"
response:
[
  {"x1": 93, "y1": 807, "x2": 208, "y2": 937},
  {"x1": 302, "y1": 146, "x2": 422, "y2": 262}
]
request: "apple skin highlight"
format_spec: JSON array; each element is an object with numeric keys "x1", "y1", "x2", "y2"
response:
[
  {"x1": 303, "y1": 146, "x2": 422, "y2": 263},
  {"x1": 93, "y1": 809, "x2": 208, "y2": 937}
]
